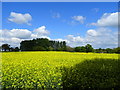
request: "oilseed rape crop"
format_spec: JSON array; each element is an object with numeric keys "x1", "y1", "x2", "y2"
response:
[{"x1": 1, "y1": 51, "x2": 119, "y2": 89}]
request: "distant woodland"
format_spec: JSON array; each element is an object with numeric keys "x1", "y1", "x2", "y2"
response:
[{"x1": 1, "y1": 38, "x2": 120, "y2": 53}]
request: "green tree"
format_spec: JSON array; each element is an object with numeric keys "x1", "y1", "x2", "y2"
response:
[
  {"x1": 80, "y1": 46, "x2": 86, "y2": 52},
  {"x1": 20, "y1": 38, "x2": 67, "y2": 51},
  {"x1": 75, "y1": 47, "x2": 81, "y2": 52},
  {"x1": 14, "y1": 47, "x2": 20, "y2": 51},
  {"x1": 85, "y1": 44, "x2": 93, "y2": 53},
  {"x1": 113, "y1": 47, "x2": 120, "y2": 53},
  {"x1": 48, "y1": 46, "x2": 54, "y2": 51},
  {"x1": 33, "y1": 46, "x2": 46, "y2": 51},
  {"x1": 2, "y1": 44, "x2": 10, "y2": 51},
  {"x1": 106, "y1": 48, "x2": 113, "y2": 53},
  {"x1": 66, "y1": 46, "x2": 74, "y2": 52}
]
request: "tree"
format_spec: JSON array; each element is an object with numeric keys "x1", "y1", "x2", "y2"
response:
[
  {"x1": 20, "y1": 40, "x2": 35, "y2": 51},
  {"x1": 106, "y1": 48, "x2": 113, "y2": 53},
  {"x1": 80, "y1": 46, "x2": 86, "y2": 52},
  {"x1": 113, "y1": 47, "x2": 120, "y2": 54},
  {"x1": 33, "y1": 46, "x2": 46, "y2": 51},
  {"x1": 66, "y1": 46, "x2": 74, "y2": 52},
  {"x1": 62, "y1": 41, "x2": 67, "y2": 51},
  {"x1": 48, "y1": 46, "x2": 54, "y2": 51},
  {"x1": 74, "y1": 46, "x2": 86, "y2": 52},
  {"x1": 85, "y1": 44, "x2": 93, "y2": 53},
  {"x1": 2, "y1": 44, "x2": 10, "y2": 51},
  {"x1": 20, "y1": 38, "x2": 67, "y2": 51},
  {"x1": 75, "y1": 47, "x2": 81, "y2": 52},
  {"x1": 14, "y1": 47, "x2": 20, "y2": 51}
]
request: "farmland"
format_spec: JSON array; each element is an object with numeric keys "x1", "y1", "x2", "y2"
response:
[{"x1": 1, "y1": 51, "x2": 120, "y2": 89}]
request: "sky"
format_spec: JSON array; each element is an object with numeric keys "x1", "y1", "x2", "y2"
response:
[{"x1": 1, "y1": 2, "x2": 119, "y2": 48}]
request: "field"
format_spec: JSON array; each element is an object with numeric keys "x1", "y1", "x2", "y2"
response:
[{"x1": 1, "y1": 51, "x2": 120, "y2": 89}]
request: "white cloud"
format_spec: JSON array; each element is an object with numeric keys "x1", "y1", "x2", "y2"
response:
[
  {"x1": 87, "y1": 29, "x2": 98, "y2": 37},
  {"x1": 0, "y1": 29, "x2": 31, "y2": 47},
  {"x1": 91, "y1": 12, "x2": 118, "y2": 27},
  {"x1": 0, "y1": 26, "x2": 50, "y2": 47},
  {"x1": 8, "y1": 12, "x2": 32, "y2": 25},
  {"x1": 53, "y1": 39, "x2": 67, "y2": 42},
  {"x1": 0, "y1": 37, "x2": 22, "y2": 47},
  {"x1": 11, "y1": 29, "x2": 32, "y2": 39},
  {"x1": 33, "y1": 26, "x2": 50, "y2": 36},
  {"x1": 8, "y1": 38, "x2": 22, "y2": 47},
  {"x1": 72, "y1": 16, "x2": 86, "y2": 24},
  {"x1": 65, "y1": 28, "x2": 118, "y2": 48},
  {"x1": 1, "y1": 29, "x2": 32, "y2": 39},
  {"x1": 66, "y1": 35, "x2": 84, "y2": 42},
  {"x1": 0, "y1": 26, "x2": 118, "y2": 48},
  {"x1": 66, "y1": 35, "x2": 85, "y2": 47}
]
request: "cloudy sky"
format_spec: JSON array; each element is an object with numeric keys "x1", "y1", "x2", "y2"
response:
[{"x1": 1, "y1": 2, "x2": 118, "y2": 48}]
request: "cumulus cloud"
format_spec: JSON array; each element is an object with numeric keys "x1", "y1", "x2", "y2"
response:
[
  {"x1": 33, "y1": 26, "x2": 50, "y2": 36},
  {"x1": 72, "y1": 16, "x2": 86, "y2": 24},
  {"x1": 10, "y1": 29, "x2": 32, "y2": 39},
  {"x1": 91, "y1": 12, "x2": 118, "y2": 27},
  {"x1": 65, "y1": 28, "x2": 118, "y2": 48},
  {"x1": 31, "y1": 26, "x2": 50, "y2": 39},
  {"x1": 0, "y1": 26, "x2": 50, "y2": 47},
  {"x1": 1, "y1": 29, "x2": 31, "y2": 39},
  {"x1": 0, "y1": 29, "x2": 30, "y2": 47},
  {"x1": 66, "y1": 35, "x2": 84, "y2": 42},
  {"x1": 66, "y1": 35, "x2": 85, "y2": 47},
  {"x1": 8, "y1": 12, "x2": 32, "y2": 25},
  {"x1": 0, "y1": 25, "x2": 117, "y2": 48},
  {"x1": 87, "y1": 29, "x2": 98, "y2": 37}
]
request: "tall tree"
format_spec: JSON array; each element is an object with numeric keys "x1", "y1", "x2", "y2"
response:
[
  {"x1": 75, "y1": 47, "x2": 81, "y2": 52},
  {"x1": 85, "y1": 44, "x2": 93, "y2": 53},
  {"x1": 2, "y1": 44, "x2": 10, "y2": 51},
  {"x1": 20, "y1": 38, "x2": 67, "y2": 51}
]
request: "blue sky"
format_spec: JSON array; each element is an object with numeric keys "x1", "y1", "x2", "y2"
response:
[{"x1": 1, "y1": 2, "x2": 118, "y2": 48}]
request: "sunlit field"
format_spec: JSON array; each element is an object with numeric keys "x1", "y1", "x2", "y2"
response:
[{"x1": 1, "y1": 52, "x2": 119, "y2": 89}]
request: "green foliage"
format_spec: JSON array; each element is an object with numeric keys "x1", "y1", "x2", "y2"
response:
[
  {"x1": 74, "y1": 45, "x2": 93, "y2": 53},
  {"x1": 20, "y1": 38, "x2": 66, "y2": 51},
  {"x1": 74, "y1": 47, "x2": 81, "y2": 52},
  {"x1": 106, "y1": 48, "x2": 113, "y2": 53},
  {"x1": 2, "y1": 44, "x2": 10, "y2": 51},
  {"x1": 66, "y1": 46, "x2": 74, "y2": 52},
  {"x1": 33, "y1": 46, "x2": 46, "y2": 51},
  {"x1": 85, "y1": 44, "x2": 93, "y2": 53},
  {"x1": 113, "y1": 47, "x2": 120, "y2": 54}
]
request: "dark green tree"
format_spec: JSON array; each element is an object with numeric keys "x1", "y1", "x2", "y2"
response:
[
  {"x1": 14, "y1": 47, "x2": 20, "y2": 51},
  {"x1": 113, "y1": 47, "x2": 120, "y2": 54},
  {"x1": 80, "y1": 46, "x2": 86, "y2": 52},
  {"x1": 106, "y1": 48, "x2": 113, "y2": 53},
  {"x1": 85, "y1": 44, "x2": 93, "y2": 53},
  {"x1": 2, "y1": 44, "x2": 10, "y2": 51},
  {"x1": 20, "y1": 38, "x2": 67, "y2": 51},
  {"x1": 66, "y1": 46, "x2": 74, "y2": 52},
  {"x1": 74, "y1": 47, "x2": 81, "y2": 52}
]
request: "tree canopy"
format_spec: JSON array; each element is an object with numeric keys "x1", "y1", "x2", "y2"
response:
[{"x1": 20, "y1": 38, "x2": 66, "y2": 51}]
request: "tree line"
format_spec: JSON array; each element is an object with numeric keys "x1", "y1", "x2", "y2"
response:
[
  {"x1": 0, "y1": 38, "x2": 120, "y2": 53},
  {"x1": 20, "y1": 38, "x2": 66, "y2": 51}
]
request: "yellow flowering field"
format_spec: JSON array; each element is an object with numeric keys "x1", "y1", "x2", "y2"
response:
[{"x1": 1, "y1": 52, "x2": 119, "y2": 89}]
